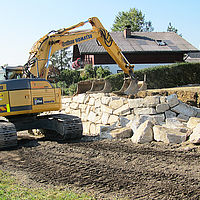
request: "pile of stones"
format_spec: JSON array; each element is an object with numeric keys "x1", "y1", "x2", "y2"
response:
[{"x1": 61, "y1": 93, "x2": 200, "y2": 145}]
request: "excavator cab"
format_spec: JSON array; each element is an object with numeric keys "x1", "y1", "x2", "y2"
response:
[{"x1": 0, "y1": 66, "x2": 24, "y2": 80}]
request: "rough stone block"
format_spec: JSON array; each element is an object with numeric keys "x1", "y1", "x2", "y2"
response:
[
  {"x1": 81, "y1": 112, "x2": 88, "y2": 122},
  {"x1": 65, "y1": 107, "x2": 71, "y2": 114},
  {"x1": 88, "y1": 111, "x2": 97, "y2": 123},
  {"x1": 128, "y1": 98, "x2": 144, "y2": 108},
  {"x1": 70, "y1": 102, "x2": 79, "y2": 109},
  {"x1": 139, "y1": 114, "x2": 165, "y2": 125},
  {"x1": 165, "y1": 110, "x2": 177, "y2": 118},
  {"x1": 89, "y1": 123, "x2": 96, "y2": 136},
  {"x1": 86, "y1": 106, "x2": 90, "y2": 115},
  {"x1": 79, "y1": 104, "x2": 87, "y2": 111},
  {"x1": 171, "y1": 102, "x2": 197, "y2": 117},
  {"x1": 72, "y1": 95, "x2": 79, "y2": 103},
  {"x1": 143, "y1": 96, "x2": 160, "y2": 107},
  {"x1": 156, "y1": 103, "x2": 170, "y2": 113},
  {"x1": 113, "y1": 104, "x2": 130, "y2": 115},
  {"x1": 71, "y1": 109, "x2": 81, "y2": 118},
  {"x1": 77, "y1": 93, "x2": 87, "y2": 104},
  {"x1": 153, "y1": 125, "x2": 187, "y2": 144},
  {"x1": 101, "y1": 105, "x2": 113, "y2": 114},
  {"x1": 82, "y1": 122, "x2": 91, "y2": 135},
  {"x1": 62, "y1": 97, "x2": 72, "y2": 104},
  {"x1": 95, "y1": 99, "x2": 101, "y2": 108},
  {"x1": 88, "y1": 97, "x2": 95, "y2": 106},
  {"x1": 189, "y1": 123, "x2": 200, "y2": 144},
  {"x1": 120, "y1": 116, "x2": 132, "y2": 127},
  {"x1": 165, "y1": 117, "x2": 186, "y2": 129},
  {"x1": 101, "y1": 96, "x2": 111, "y2": 105},
  {"x1": 109, "y1": 99, "x2": 124, "y2": 110},
  {"x1": 166, "y1": 94, "x2": 179, "y2": 107},
  {"x1": 102, "y1": 113, "x2": 110, "y2": 125},
  {"x1": 134, "y1": 107, "x2": 156, "y2": 115},
  {"x1": 131, "y1": 120, "x2": 154, "y2": 144},
  {"x1": 160, "y1": 96, "x2": 167, "y2": 104},
  {"x1": 187, "y1": 117, "x2": 200, "y2": 129},
  {"x1": 177, "y1": 114, "x2": 190, "y2": 121},
  {"x1": 95, "y1": 115, "x2": 102, "y2": 124},
  {"x1": 194, "y1": 107, "x2": 200, "y2": 117},
  {"x1": 84, "y1": 95, "x2": 90, "y2": 104},
  {"x1": 108, "y1": 115, "x2": 119, "y2": 125},
  {"x1": 62, "y1": 103, "x2": 70, "y2": 110},
  {"x1": 110, "y1": 127, "x2": 133, "y2": 139}
]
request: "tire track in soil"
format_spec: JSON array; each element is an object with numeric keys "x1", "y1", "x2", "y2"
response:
[{"x1": 0, "y1": 138, "x2": 200, "y2": 199}]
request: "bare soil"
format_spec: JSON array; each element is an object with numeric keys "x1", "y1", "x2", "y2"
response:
[{"x1": 0, "y1": 133, "x2": 200, "y2": 200}]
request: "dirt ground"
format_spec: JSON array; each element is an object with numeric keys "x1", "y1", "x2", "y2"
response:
[{"x1": 0, "y1": 133, "x2": 200, "y2": 200}]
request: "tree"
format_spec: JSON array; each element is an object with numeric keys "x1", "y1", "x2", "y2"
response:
[
  {"x1": 59, "y1": 69, "x2": 80, "y2": 87},
  {"x1": 167, "y1": 22, "x2": 182, "y2": 37},
  {"x1": 111, "y1": 8, "x2": 154, "y2": 32},
  {"x1": 96, "y1": 66, "x2": 111, "y2": 78},
  {"x1": 167, "y1": 22, "x2": 178, "y2": 33},
  {"x1": 50, "y1": 47, "x2": 72, "y2": 70}
]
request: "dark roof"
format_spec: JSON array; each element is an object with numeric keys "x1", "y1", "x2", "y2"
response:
[{"x1": 78, "y1": 32, "x2": 199, "y2": 54}]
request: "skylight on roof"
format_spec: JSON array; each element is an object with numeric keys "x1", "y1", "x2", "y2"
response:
[{"x1": 156, "y1": 40, "x2": 167, "y2": 46}]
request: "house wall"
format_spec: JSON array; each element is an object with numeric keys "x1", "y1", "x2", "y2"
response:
[{"x1": 93, "y1": 52, "x2": 184, "y2": 64}]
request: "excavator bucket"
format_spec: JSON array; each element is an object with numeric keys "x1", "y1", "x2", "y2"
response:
[
  {"x1": 113, "y1": 74, "x2": 147, "y2": 95},
  {"x1": 76, "y1": 79, "x2": 112, "y2": 94},
  {"x1": 76, "y1": 75, "x2": 147, "y2": 95},
  {"x1": 76, "y1": 80, "x2": 93, "y2": 94}
]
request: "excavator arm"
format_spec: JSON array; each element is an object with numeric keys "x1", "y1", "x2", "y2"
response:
[{"x1": 26, "y1": 17, "x2": 146, "y2": 95}]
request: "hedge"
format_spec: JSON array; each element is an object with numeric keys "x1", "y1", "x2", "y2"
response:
[{"x1": 106, "y1": 62, "x2": 200, "y2": 90}]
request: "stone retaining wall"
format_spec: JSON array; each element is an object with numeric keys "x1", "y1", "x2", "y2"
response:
[
  {"x1": 135, "y1": 86, "x2": 200, "y2": 107},
  {"x1": 61, "y1": 93, "x2": 200, "y2": 136}
]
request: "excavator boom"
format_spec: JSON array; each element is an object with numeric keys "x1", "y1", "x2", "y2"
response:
[{"x1": 26, "y1": 17, "x2": 146, "y2": 95}]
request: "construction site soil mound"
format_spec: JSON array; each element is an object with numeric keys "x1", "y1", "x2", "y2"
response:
[
  {"x1": 0, "y1": 133, "x2": 200, "y2": 199},
  {"x1": 135, "y1": 86, "x2": 200, "y2": 107}
]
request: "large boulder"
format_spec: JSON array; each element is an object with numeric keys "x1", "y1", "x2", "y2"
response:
[
  {"x1": 100, "y1": 123, "x2": 132, "y2": 139},
  {"x1": 153, "y1": 125, "x2": 187, "y2": 144},
  {"x1": 131, "y1": 120, "x2": 154, "y2": 144},
  {"x1": 165, "y1": 118, "x2": 187, "y2": 129},
  {"x1": 110, "y1": 127, "x2": 133, "y2": 139},
  {"x1": 187, "y1": 117, "x2": 200, "y2": 129},
  {"x1": 171, "y1": 102, "x2": 197, "y2": 117},
  {"x1": 166, "y1": 94, "x2": 179, "y2": 107},
  {"x1": 189, "y1": 123, "x2": 200, "y2": 144}
]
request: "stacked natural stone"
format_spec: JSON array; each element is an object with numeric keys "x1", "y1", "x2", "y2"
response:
[
  {"x1": 62, "y1": 93, "x2": 131, "y2": 135},
  {"x1": 61, "y1": 93, "x2": 200, "y2": 144}
]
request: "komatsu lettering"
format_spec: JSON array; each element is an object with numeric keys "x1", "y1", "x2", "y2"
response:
[
  {"x1": 61, "y1": 39, "x2": 74, "y2": 47},
  {"x1": 75, "y1": 34, "x2": 92, "y2": 43}
]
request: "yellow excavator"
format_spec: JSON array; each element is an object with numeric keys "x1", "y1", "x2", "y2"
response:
[{"x1": 0, "y1": 17, "x2": 146, "y2": 149}]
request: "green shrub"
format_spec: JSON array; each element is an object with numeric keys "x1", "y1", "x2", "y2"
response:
[
  {"x1": 65, "y1": 83, "x2": 77, "y2": 96},
  {"x1": 59, "y1": 69, "x2": 80, "y2": 87},
  {"x1": 105, "y1": 73, "x2": 124, "y2": 91},
  {"x1": 134, "y1": 62, "x2": 200, "y2": 89}
]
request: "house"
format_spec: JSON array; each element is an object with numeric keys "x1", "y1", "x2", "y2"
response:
[
  {"x1": 72, "y1": 28, "x2": 199, "y2": 68},
  {"x1": 185, "y1": 52, "x2": 200, "y2": 63}
]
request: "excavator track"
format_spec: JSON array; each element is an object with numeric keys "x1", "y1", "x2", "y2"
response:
[
  {"x1": 39, "y1": 114, "x2": 83, "y2": 141},
  {"x1": 0, "y1": 114, "x2": 83, "y2": 149},
  {"x1": 0, "y1": 121, "x2": 17, "y2": 149}
]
